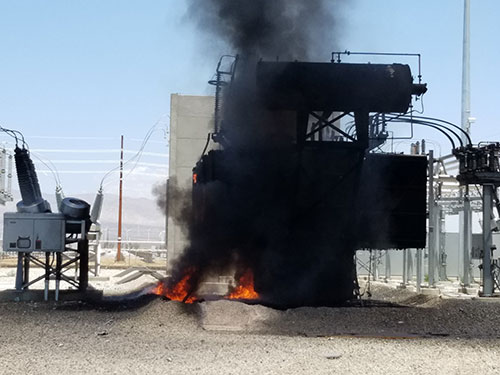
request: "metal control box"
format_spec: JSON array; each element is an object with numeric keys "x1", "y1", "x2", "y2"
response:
[{"x1": 3, "y1": 213, "x2": 66, "y2": 252}]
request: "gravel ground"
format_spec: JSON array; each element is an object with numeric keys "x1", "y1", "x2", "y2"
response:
[{"x1": 1, "y1": 282, "x2": 500, "y2": 374}]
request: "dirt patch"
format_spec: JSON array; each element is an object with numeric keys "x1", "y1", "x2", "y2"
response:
[{"x1": 2, "y1": 283, "x2": 500, "y2": 374}]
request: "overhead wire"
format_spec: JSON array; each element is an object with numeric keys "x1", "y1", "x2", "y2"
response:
[
  {"x1": 100, "y1": 115, "x2": 168, "y2": 189},
  {"x1": 123, "y1": 128, "x2": 165, "y2": 179},
  {"x1": 31, "y1": 151, "x2": 62, "y2": 187}
]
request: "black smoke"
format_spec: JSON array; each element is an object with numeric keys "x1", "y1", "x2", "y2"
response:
[
  {"x1": 160, "y1": 0, "x2": 356, "y2": 307},
  {"x1": 186, "y1": 0, "x2": 343, "y2": 61}
]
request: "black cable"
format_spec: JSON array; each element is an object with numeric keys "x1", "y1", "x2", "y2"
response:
[
  {"x1": 0, "y1": 125, "x2": 28, "y2": 149},
  {"x1": 409, "y1": 121, "x2": 456, "y2": 149},
  {"x1": 372, "y1": 109, "x2": 463, "y2": 147},
  {"x1": 0, "y1": 127, "x2": 19, "y2": 146},
  {"x1": 384, "y1": 117, "x2": 459, "y2": 149},
  {"x1": 403, "y1": 119, "x2": 461, "y2": 148},
  {"x1": 411, "y1": 115, "x2": 471, "y2": 145},
  {"x1": 318, "y1": 109, "x2": 467, "y2": 150},
  {"x1": 399, "y1": 115, "x2": 470, "y2": 146},
  {"x1": 383, "y1": 115, "x2": 462, "y2": 147},
  {"x1": 199, "y1": 133, "x2": 212, "y2": 161}
]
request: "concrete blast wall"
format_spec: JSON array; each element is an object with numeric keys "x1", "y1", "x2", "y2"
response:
[{"x1": 167, "y1": 94, "x2": 214, "y2": 270}]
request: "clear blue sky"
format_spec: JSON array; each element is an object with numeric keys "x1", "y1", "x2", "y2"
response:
[{"x1": 0, "y1": 0, "x2": 499, "y2": 197}]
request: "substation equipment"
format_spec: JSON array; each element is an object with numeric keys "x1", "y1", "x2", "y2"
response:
[
  {"x1": 453, "y1": 143, "x2": 500, "y2": 296},
  {"x1": 192, "y1": 53, "x2": 428, "y2": 306},
  {"x1": 3, "y1": 147, "x2": 96, "y2": 301},
  {"x1": 0, "y1": 145, "x2": 14, "y2": 205}
]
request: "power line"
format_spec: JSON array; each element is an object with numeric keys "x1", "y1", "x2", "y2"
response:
[
  {"x1": 30, "y1": 149, "x2": 169, "y2": 157},
  {"x1": 37, "y1": 170, "x2": 168, "y2": 177},
  {"x1": 37, "y1": 160, "x2": 167, "y2": 168},
  {"x1": 100, "y1": 116, "x2": 168, "y2": 189}
]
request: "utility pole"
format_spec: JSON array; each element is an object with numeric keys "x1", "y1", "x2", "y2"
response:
[
  {"x1": 117, "y1": 135, "x2": 124, "y2": 262},
  {"x1": 461, "y1": 0, "x2": 471, "y2": 138},
  {"x1": 459, "y1": 0, "x2": 472, "y2": 289}
]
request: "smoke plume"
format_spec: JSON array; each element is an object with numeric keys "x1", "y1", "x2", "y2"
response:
[
  {"x1": 186, "y1": 0, "x2": 343, "y2": 61},
  {"x1": 160, "y1": 0, "x2": 354, "y2": 307}
]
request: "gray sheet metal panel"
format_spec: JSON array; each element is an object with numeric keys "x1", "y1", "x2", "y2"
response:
[{"x1": 3, "y1": 213, "x2": 65, "y2": 252}]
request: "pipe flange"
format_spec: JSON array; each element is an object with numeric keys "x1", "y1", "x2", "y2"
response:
[
  {"x1": 17, "y1": 199, "x2": 52, "y2": 213},
  {"x1": 60, "y1": 197, "x2": 90, "y2": 219}
]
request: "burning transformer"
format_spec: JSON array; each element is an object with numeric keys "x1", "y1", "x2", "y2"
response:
[{"x1": 183, "y1": 55, "x2": 428, "y2": 307}]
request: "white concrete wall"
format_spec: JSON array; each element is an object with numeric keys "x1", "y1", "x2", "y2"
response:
[{"x1": 167, "y1": 94, "x2": 214, "y2": 270}]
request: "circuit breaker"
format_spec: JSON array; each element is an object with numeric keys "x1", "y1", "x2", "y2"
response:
[{"x1": 3, "y1": 213, "x2": 66, "y2": 252}]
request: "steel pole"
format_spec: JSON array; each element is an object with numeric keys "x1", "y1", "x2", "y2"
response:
[
  {"x1": 15, "y1": 253, "x2": 24, "y2": 290},
  {"x1": 117, "y1": 135, "x2": 124, "y2": 262},
  {"x1": 428, "y1": 150, "x2": 436, "y2": 287},
  {"x1": 416, "y1": 248, "x2": 422, "y2": 293},
  {"x1": 384, "y1": 250, "x2": 391, "y2": 282},
  {"x1": 459, "y1": 0, "x2": 472, "y2": 291},
  {"x1": 461, "y1": 185, "x2": 471, "y2": 287},
  {"x1": 402, "y1": 249, "x2": 407, "y2": 287},
  {"x1": 461, "y1": 0, "x2": 471, "y2": 140},
  {"x1": 482, "y1": 184, "x2": 494, "y2": 296},
  {"x1": 408, "y1": 249, "x2": 414, "y2": 282},
  {"x1": 437, "y1": 206, "x2": 446, "y2": 280}
]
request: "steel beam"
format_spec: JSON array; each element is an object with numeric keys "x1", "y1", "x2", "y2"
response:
[
  {"x1": 428, "y1": 150, "x2": 436, "y2": 287},
  {"x1": 437, "y1": 207, "x2": 447, "y2": 280},
  {"x1": 416, "y1": 248, "x2": 422, "y2": 292},
  {"x1": 460, "y1": 185, "x2": 472, "y2": 287},
  {"x1": 402, "y1": 249, "x2": 407, "y2": 287},
  {"x1": 384, "y1": 250, "x2": 391, "y2": 282},
  {"x1": 482, "y1": 184, "x2": 494, "y2": 296},
  {"x1": 15, "y1": 253, "x2": 24, "y2": 291}
]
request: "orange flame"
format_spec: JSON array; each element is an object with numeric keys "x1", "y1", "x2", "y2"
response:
[
  {"x1": 153, "y1": 268, "x2": 197, "y2": 304},
  {"x1": 227, "y1": 269, "x2": 259, "y2": 300}
]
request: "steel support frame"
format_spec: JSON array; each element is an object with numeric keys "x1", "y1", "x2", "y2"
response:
[
  {"x1": 460, "y1": 185, "x2": 472, "y2": 288},
  {"x1": 437, "y1": 206, "x2": 447, "y2": 280},
  {"x1": 14, "y1": 241, "x2": 89, "y2": 301},
  {"x1": 297, "y1": 111, "x2": 369, "y2": 149},
  {"x1": 416, "y1": 248, "x2": 422, "y2": 292},
  {"x1": 14, "y1": 220, "x2": 89, "y2": 301},
  {"x1": 428, "y1": 150, "x2": 437, "y2": 287},
  {"x1": 482, "y1": 184, "x2": 494, "y2": 296},
  {"x1": 307, "y1": 111, "x2": 352, "y2": 141},
  {"x1": 384, "y1": 250, "x2": 391, "y2": 282},
  {"x1": 402, "y1": 249, "x2": 408, "y2": 287}
]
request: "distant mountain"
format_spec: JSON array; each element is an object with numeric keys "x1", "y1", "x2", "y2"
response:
[{"x1": 0, "y1": 191, "x2": 166, "y2": 241}]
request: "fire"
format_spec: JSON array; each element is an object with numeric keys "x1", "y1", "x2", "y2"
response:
[
  {"x1": 227, "y1": 269, "x2": 259, "y2": 300},
  {"x1": 153, "y1": 268, "x2": 197, "y2": 304}
]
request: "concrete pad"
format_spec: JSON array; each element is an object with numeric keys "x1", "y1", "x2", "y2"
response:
[
  {"x1": 200, "y1": 299, "x2": 279, "y2": 332},
  {"x1": 420, "y1": 287, "x2": 441, "y2": 296},
  {"x1": 458, "y1": 287, "x2": 479, "y2": 296},
  {"x1": 88, "y1": 276, "x2": 110, "y2": 282},
  {"x1": 198, "y1": 282, "x2": 230, "y2": 295}
]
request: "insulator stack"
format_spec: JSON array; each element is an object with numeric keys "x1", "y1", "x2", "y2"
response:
[
  {"x1": 15, "y1": 147, "x2": 42, "y2": 204},
  {"x1": 14, "y1": 147, "x2": 51, "y2": 213}
]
